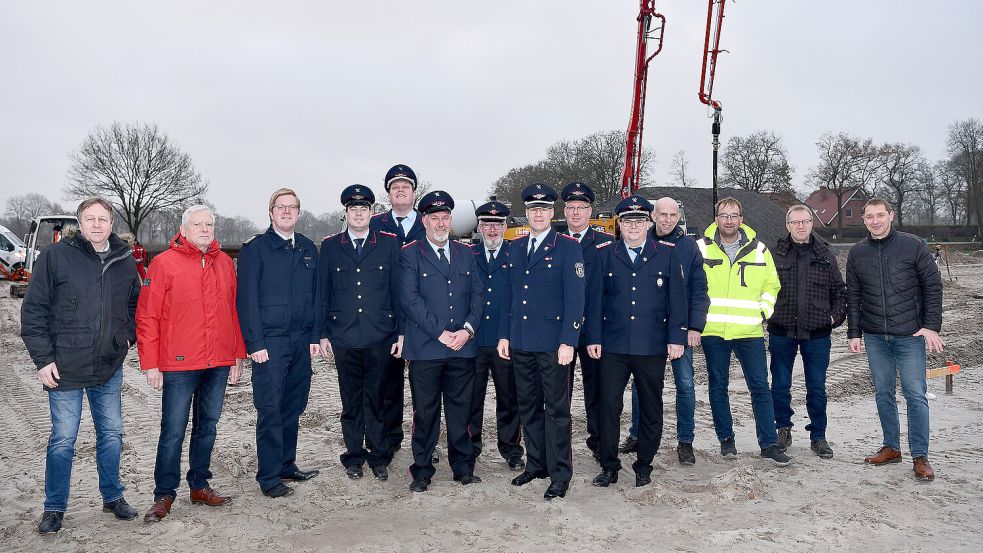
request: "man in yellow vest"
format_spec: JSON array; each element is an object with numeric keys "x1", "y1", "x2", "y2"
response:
[{"x1": 696, "y1": 197, "x2": 791, "y2": 466}]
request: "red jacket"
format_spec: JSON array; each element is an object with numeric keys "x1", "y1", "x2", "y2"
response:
[{"x1": 136, "y1": 233, "x2": 246, "y2": 371}]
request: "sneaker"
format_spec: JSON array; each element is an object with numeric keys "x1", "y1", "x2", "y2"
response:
[
  {"x1": 677, "y1": 442, "x2": 696, "y2": 465},
  {"x1": 619, "y1": 435, "x2": 639, "y2": 454},
  {"x1": 760, "y1": 445, "x2": 793, "y2": 467},
  {"x1": 811, "y1": 439, "x2": 833, "y2": 459},
  {"x1": 720, "y1": 437, "x2": 738, "y2": 459},
  {"x1": 776, "y1": 427, "x2": 792, "y2": 452}
]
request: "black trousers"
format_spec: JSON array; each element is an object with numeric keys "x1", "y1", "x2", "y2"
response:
[
  {"x1": 334, "y1": 345, "x2": 391, "y2": 468},
  {"x1": 599, "y1": 352, "x2": 667, "y2": 475},
  {"x1": 513, "y1": 350, "x2": 572, "y2": 483},
  {"x1": 569, "y1": 343, "x2": 602, "y2": 453},
  {"x1": 471, "y1": 346, "x2": 524, "y2": 462},
  {"x1": 407, "y1": 357, "x2": 476, "y2": 481},
  {"x1": 382, "y1": 356, "x2": 406, "y2": 458}
]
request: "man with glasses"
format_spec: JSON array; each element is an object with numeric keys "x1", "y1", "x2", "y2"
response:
[
  {"x1": 370, "y1": 164, "x2": 425, "y2": 455},
  {"x1": 317, "y1": 185, "x2": 403, "y2": 482},
  {"x1": 697, "y1": 197, "x2": 791, "y2": 466},
  {"x1": 586, "y1": 195, "x2": 688, "y2": 488},
  {"x1": 237, "y1": 188, "x2": 322, "y2": 498},
  {"x1": 470, "y1": 200, "x2": 525, "y2": 471},
  {"x1": 560, "y1": 181, "x2": 613, "y2": 464},
  {"x1": 498, "y1": 183, "x2": 585, "y2": 500},
  {"x1": 768, "y1": 205, "x2": 846, "y2": 460}
]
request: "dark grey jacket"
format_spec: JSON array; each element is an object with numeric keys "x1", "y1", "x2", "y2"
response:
[
  {"x1": 769, "y1": 234, "x2": 847, "y2": 340},
  {"x1": 21, "y1": 231, "x2": 140, "y2": 391},
  {"x1": 846, "y1": 227, "x2": 942, "y2": 338}
]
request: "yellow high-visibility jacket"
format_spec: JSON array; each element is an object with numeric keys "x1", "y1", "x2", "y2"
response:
[{"x1": 695, "y1": 223, "x2": 780, "y2": 340}]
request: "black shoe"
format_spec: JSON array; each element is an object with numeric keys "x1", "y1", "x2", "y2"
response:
[
  {"x1": 678, "y1": 442, "x2": 696, "y2": 466},
  {"x1": 262, "y1": 483, "x2": 295, "y2": 498},
  {"x1": 102, "y1": 498, "x2": 138, "y2": 520},
  {"x1": 591, "y1": 470, "x2": 619, "y2": 487},
  {"x1": 619, "y1": 435, "x2": 639, "y2": 454},
  {"x1": 511, "y1": 471, "x2": 547, "y2": 487},
  {"x1": 761, "y1": 445, "x2": 793, "y2": 467},
  {"x1": 38, "y1": 511, "x2": 63, "y2": 534},
  {"x1": 409, "y1": 477, "x2": 429, "y2": 492},
  {"x1": 777, "y1": 427, "x2": 792, "y2": 452},
  {"x1": 507, "y1": 458, "x2": 526, "y2": 472},
  {"x1": 282, "y1": 469, "x2": 320, "y2": 482},
  {"x1": 453, "y1": 473, "x2": 482, "y2": 485},
  {"x1": 370, "y1": 465, "x2": 389, "y2": 481},
  {"x1": 345, "y1": 465, "x2": 363, "y2": 480},
  {"x1": 635, "y1": 472, "x2": 652, "y2": 487},
  {"x1": 811, "y1": 439, "x2": 834, "y2": 459},
  {"x1": 720, "y1": 437, "x2": 738, "y2": 459},
  {"x1": 544, "y1": 481, "x2": 569, "y2": 500}
]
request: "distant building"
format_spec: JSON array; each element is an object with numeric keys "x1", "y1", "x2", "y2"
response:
[{"x1": 804, "y1": 187, "x2": 867, "y2": 228}]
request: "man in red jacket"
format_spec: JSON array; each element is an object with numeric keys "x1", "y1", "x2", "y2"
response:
[{"x1": 136, "y1": 205, "x2": 247, "y2": 522}]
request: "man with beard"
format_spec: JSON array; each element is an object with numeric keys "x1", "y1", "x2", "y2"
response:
[
  {"x1": 317, "y1": 185, "x2": 403, "y2": 481},
  {"x1": 399, "y1": 191, "x2": 484, "y2": 492},
  {"x1": 469, "y1": 199, "x2": 524, "y2": 471}
]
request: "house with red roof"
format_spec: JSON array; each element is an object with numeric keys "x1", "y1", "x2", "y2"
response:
[{"x1": 804, "y1": 187, "x2": 867, "y2": 228}]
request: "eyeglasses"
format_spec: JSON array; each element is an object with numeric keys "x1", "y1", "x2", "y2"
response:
[
  {"x1": 526, "y1": 207, "x2": 552, "y2": 215},
  {"x1": 273, "y1": 204, "x2": 300, "y2": 213},
  {"x1": 479, "y1": 221, "x2": 505, "y2": 228},
  {"x1": 716, "y1": 213, "x2": 742, "y2": 221},
  {"x1": 564, "y1": 205, "x2": 591, "y2": 213},
  {"x1": 619, "y1": 219, "x2": 647, "y2": 228},
  {"x1": 787, "y1": 219, "x2": 813, "y2": 226}
]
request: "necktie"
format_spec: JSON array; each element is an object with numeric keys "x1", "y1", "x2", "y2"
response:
[
  {"x1": 528, "y1": 237, "x2": 537, "y2": 259},
  {"x1": 354, "y1": 238, "x2": 365, "y2": 257},
  {"x1": 285, "y1": 238, "x2": 293, "y2": 250},
  {"x1": 572, "y1": 232, "x2": 581, "y2": 241},
  {"x1": 630, "y1": 246, "x2": 642, "y2": 266},
  {"x1": 438, "y1": 247, "x2": 449, "y2": 268},
  {"x1": 488, "y1": 248, "x2": 496, "y2": 263},
  {"x1": 396, "y1": 216, "x2": 407, "y2": 232}
]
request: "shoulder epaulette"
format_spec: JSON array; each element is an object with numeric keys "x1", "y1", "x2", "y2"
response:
[
  {"x1": 379, "y1": 231, "x2": 397, "y2": 238},
  {"x1": 401, "y1": 240, "x2": 418, "y2": 250},
  {"x1": 597, "y1": 230, "x2": 615, "y2": 239},
  {"x1": 559, "y1": 233, "x2": 577, "y2": 241},
  {"x1": 596, "y1": 241, "x2": 614, "y2": 249},
  {"x1": 371, "y1": 211, "x2": 385, "y2": 219},
  {"x1": 658, "y1": 240, "x2": 676, "y2": 248},
  {"x1": 243, "y1": 233, "x2": 261, "y2": 245}
]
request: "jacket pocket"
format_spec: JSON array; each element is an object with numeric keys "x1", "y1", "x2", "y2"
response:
[{"x1": 259, "y1": 291, "x2": 287, "y2": 329}]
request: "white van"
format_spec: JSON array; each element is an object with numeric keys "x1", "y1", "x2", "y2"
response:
[{"x1": 0, "y1": 225, "x2": 30, "y2": 274}]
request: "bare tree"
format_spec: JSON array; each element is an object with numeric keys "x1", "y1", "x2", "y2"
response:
[
  {"x1": 376, "y1": 178, "x2": 434, "y2": 212},
  {"x1": 720, "y1": 130, "x2": 794, "y2": 193},
  {"x1": 670, "y1": 150, "x2": 696, "y2": 188},
  {"x1": 65, "y1": 122, "x2": 207, "y2": 238},
  {"x1": 934, "y1": 159, "x2": 965, "y2": 224},
  {"x1": 879, "y1": 143, "x2": 927, "y2": 228},
  {"x1": 946, "y1": 118, "x2": 983, "y2": 234},
  {"x1": 808, "y1": 132, "x2": 882, "y2": 229},
  {"x1": 913, "y1": 164, "x2": 941, "y2": 226},
  {"x1": 2, "y1": 193, "x2": 65, "y2": 236}
]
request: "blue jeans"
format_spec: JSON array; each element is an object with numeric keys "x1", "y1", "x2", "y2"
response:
[
  {"x1": 629, "y1": 347, "x2": 695, "y2": 443},
  {"x1": 45, "y1": 367, "x2": 125, "y2": 512},
  {"x1": 864, "y1": 334, "x2": 930, "y2": 457},
  {"x1": 153, "y1": 367, "x2": 230, "y2": 500},
  {"x1": 702, "y1": 336, "x2": 778, "y2": 449},
  {"x1": 768, "y1": 334, "x2": 830, "y2": 440}
]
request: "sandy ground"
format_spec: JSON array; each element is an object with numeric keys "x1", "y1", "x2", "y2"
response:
[{"x1": 1, "y1": 254, "x2": 982, "y2": 552}]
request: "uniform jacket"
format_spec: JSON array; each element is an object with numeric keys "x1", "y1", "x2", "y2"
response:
[
  {"x1": 21, "y1": 231, "x2": 140, "y2": 391},
  {"x1": 652, "y1": 224, "x2": 710, "y2": 333},
  {"x1": 585, "y1": 238, "x2": 688, "y2": 355},
  {"x1": 768, "y1": 234, "x2": 847, "y2": 340},
  {"x1": 399, "y1": 239, "x2": 484, "y2": 360},
  {"x1": 697, "y1": 223, "x2": 780, "y2": 340},
  {"x1": 136, "y1": 233, "x2": 246, "y2": 371},
  {"x1": 846, "y1": 227, "x2": 942, "y2": 338},
  {"x1": 569, "y1": 228, "x2": 614, "y2": 347},
  {"x1": 317, "y1": 230, "x2": 402, "y2": 349},
  {"x1": 236, "y1": 225, "x2": 319, "y2": 353},
  {"x1": 503, "y1": 229, "x2": 586, "y2": 352},
  {"x1": 370, "y1": 209, "x2": 425, "y2": 246},
  {"x1": 473, "y1": 241, "x2": 511, "y2": 348}
]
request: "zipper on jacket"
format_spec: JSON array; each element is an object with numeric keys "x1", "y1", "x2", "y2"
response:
[{"x1": 877, "y1": 242, "x2": 888, "y2": 334}]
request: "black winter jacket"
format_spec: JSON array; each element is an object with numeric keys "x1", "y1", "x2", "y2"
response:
[
  {"x1": 768, "y1": 234, "x2": 847, "y2": 340},
  {"x1": 846, "y1": 227, "x2": 942, "y2": 338},
  {"x1": 21, "y1": 231, "x2": 140, "y2": 391}
]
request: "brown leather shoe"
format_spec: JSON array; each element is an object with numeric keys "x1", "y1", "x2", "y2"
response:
[
  {"x1": 190, "y1": 487, "x2": 231, "y2": 507},
  {"x1": 864, "y1": 446, "x2": 902, "y2": 465},
  {"x1": 913, "y1": 457, "x2": 935, "y2": 481},
  {"x1": 144, "y1": 496, "x2": 173, "y2": 523}
]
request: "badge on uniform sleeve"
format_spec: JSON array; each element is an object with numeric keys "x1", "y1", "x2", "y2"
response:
[
  {"x1": 657, "y1": 277, "x2": 664, "y2": 287},
  {"x1": 143, "y1": 278, "x2": 152, "y2": 286},
  {"x1": 575, "y1": 262, "x2": 585, "y2": 278},
  {"x1": 573, "y1": 321, "x2": 581, "y2": 330}
]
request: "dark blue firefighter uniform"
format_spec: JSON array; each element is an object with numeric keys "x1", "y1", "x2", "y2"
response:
[
  {"x1": 504, "y1": 229, "x2": 585, "y2": 485},
  {"x1": 317, "y1": 227, "x2": 402, "y2": 471},
  {"x1": 586, "y1": 236, "x2": 688, "y2": 480},
  {"x1": 471, "y1": 240, "x2": 524, "y2": 465},
  {"x1": 369, "y1": 208, "x2": 424, "y2": 452},
  {"x1": 399, "y1": 238, "x2": 485, "y2": 483},
  {"x1": 236, "y1": 226, "x2": 319, "y2": 493},
  {"x1": 566, "y1": 226, "x2": 614, "y2": 459}
]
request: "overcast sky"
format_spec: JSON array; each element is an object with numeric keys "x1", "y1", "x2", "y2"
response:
[{"x1": 2, "y1": 0, "x2": 980, "y2": 226}]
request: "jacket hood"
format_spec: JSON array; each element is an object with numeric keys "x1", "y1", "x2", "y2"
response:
[
  {"x1": 66, "y1": 230, "x2": 131, "y2": 258},
  {"x1": 170, "y1": 232, "x2": 221, "y2": 258}
]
